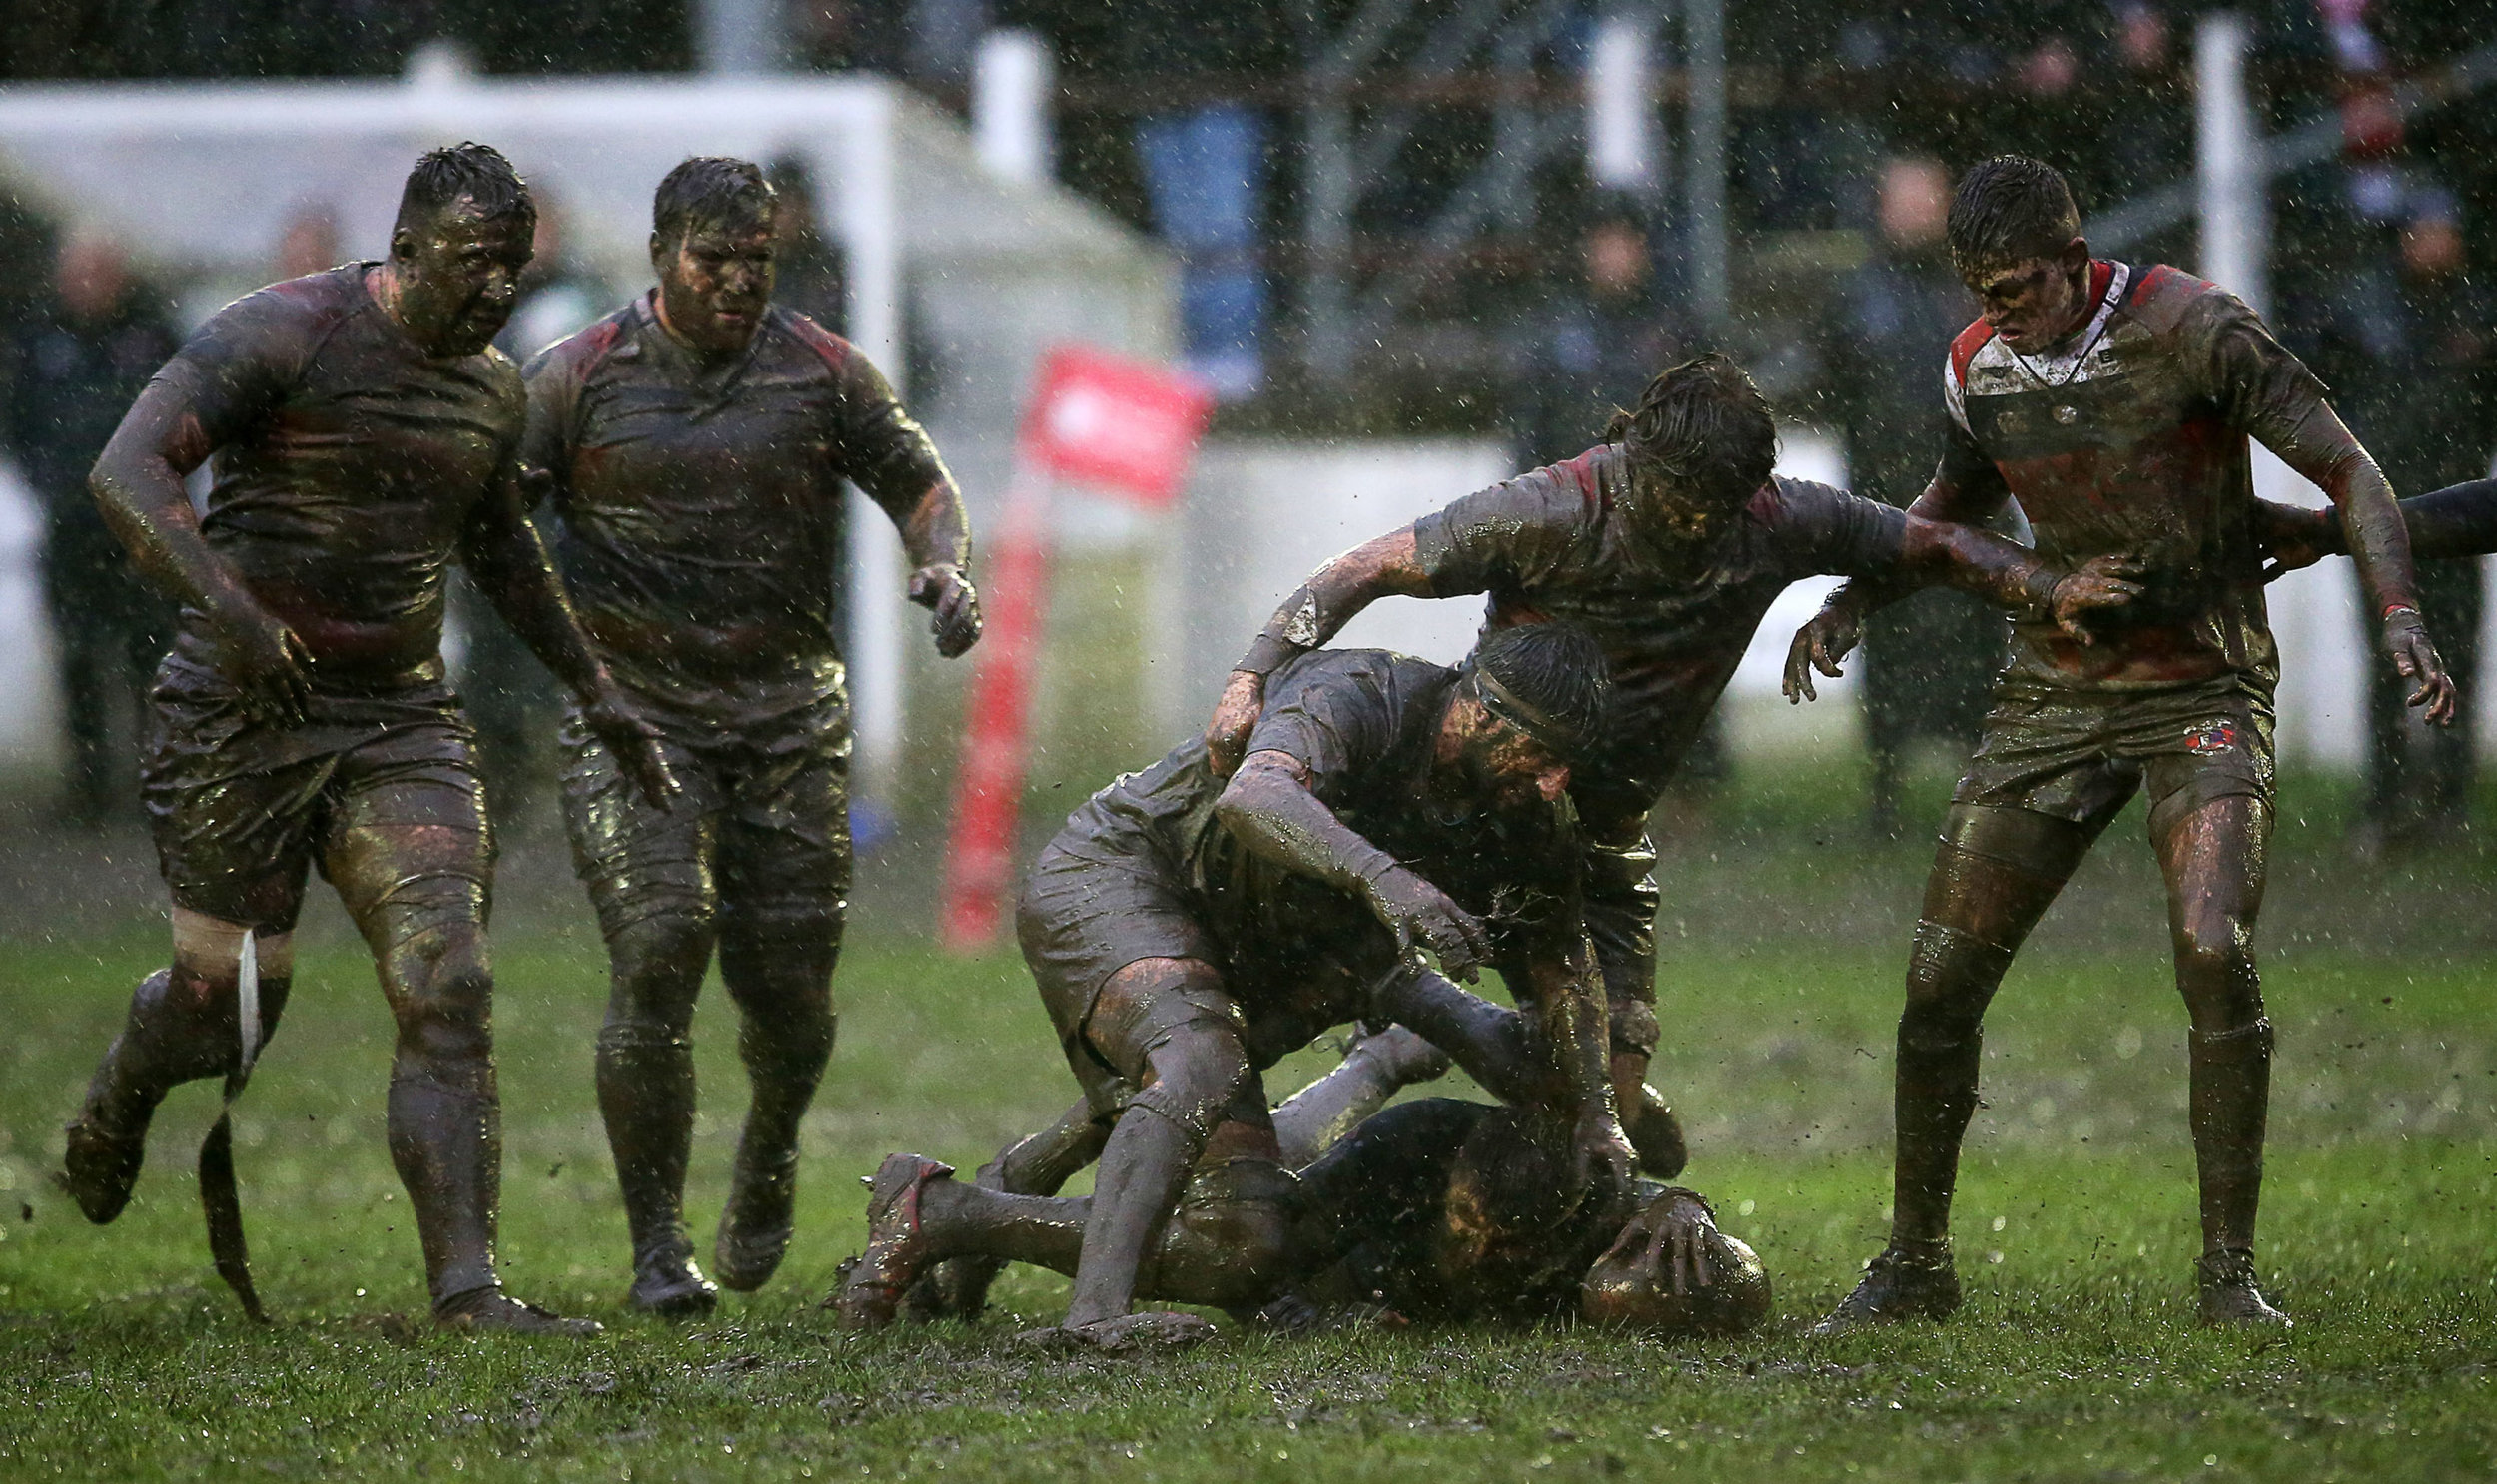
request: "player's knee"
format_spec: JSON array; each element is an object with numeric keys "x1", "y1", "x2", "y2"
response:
[
  {"x1": 389, "y1": 925, "x2": 493, "y2": 1065},
  {"x1": 741, "y1": 998, "x2": 837, "y2": 1083},
  {"x1": 1132, "y1": 1027, "x2": 1250, "y2": 1143},
  {"x1": 719, "y1": 899, "x2": 841, "y2": 1008},
  {"x1": 2172, "y1": 916, "x2": 2261, "y2": 1027},
  {"x1": 1902, "y1": 919, "x2": 2010, "y2": 1020},
  {"x1": 1154, "y1": 1021, "x2": 1250, "y2": 1100},
  {"x1": 605, "y1": 913, "x2": 713, "y2": 1032}
]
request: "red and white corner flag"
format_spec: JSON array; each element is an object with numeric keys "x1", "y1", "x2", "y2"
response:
[{"x1": 939, "y1": 348, "x2": 1214, "y2": 950}]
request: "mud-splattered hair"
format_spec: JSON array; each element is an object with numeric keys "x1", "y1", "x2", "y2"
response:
[
  {"x1": 1604, "y1": 353, "x2": 1777, "y2": 524},
  {"x1": 396, "y1": 142, "x2": 534, "y2": 232},
  {"x1": 652, "y1": 156, "x2": 777, "y2": 250},
  {"x1": 1469, "y1": 619, "x2": 1612, "y2": 760},
  {"x1": 1947, "y1": 155, "x2": 2081, "y2": 273}
]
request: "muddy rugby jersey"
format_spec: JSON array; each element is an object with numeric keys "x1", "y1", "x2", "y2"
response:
[{"x1": 1935, "y1": 260, "x2": 2379, "y2": 693}]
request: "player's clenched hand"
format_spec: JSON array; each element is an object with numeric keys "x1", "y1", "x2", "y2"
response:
[
  {"x1": 1781, "y1": 602, "x2": 1863, "y2": 704},
  {"x1": 908, "y1": 563, "x2": 984, "y2": 658},
  {"x1": 208, "y1": 598, "x2": 315, "y2": 728},
  {"x1": 1361, "y1": 865, "x2": 1491, "y2": 983},
  {"x1": 2383, "y1": 605, "x2": 2459, "y2": 726},
  {"x1": 1205, "y1": 671, "x2": 1263, "y2": 777},
  {"x1": 581, "y1": 679, "x2": 681, "y2": 809},
  {"x1": 2046, "y1": 555, "x2": 2147, "y2": 646}
]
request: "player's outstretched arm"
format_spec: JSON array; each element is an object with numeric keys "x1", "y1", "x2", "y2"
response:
[
  {"x1": 460, "y1": 467, "x2": 678, "y2": 808},
  {"x1": 1519, "y1": 938, "x2": 1635, "y2": 1199},
  {"x1": 1783, "y1": 549, "x2": 2145, "y2": 704},
  {"x1": 1215, "y1": 747, "x2": 1491, "y2": 982},
  {"x1": 90, "y1": 364, "x2": 312, "y2": 726},
  {"x1": 2260, "y1": 481, "x2": 2497, "y2": 578},
  {"x1": 1208, "y1": 528, "x2": 1435, "y2": 775}
]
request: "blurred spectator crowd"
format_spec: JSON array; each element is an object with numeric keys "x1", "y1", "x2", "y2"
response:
[{"x1": 4, "y1": 0, "x2": 2496, "y2": 843}]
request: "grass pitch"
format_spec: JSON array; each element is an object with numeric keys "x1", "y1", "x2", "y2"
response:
[{"x1": 3, "y1": 798, "x2": 2496, "y2": 1480}]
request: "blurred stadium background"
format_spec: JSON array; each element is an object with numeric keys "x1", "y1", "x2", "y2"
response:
[{"x1": 4, "y1": 0, "x2": 2497, "y2": 906}]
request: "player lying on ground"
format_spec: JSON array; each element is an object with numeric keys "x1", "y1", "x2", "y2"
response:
[
  {"x1": 1203, "y1": 354, "x2": 2143, "y2": 1134},
  {"x1": 850, "y1": 622, "x2": 1636, "y2": 1345},
  {"x1": 1783, "y1": 155, "x2": 2449, "y2": 1332},
  {"x1": 906, "y1": 954, "x2": 1690, "y2": 1327},
  {"x1": 522, "y1": 157, "x2": 981, "y2": 1318},
  {"x1": 834, "y1": 997, "x2": 1768, "y2": 1343},
  {"x1": 57, "y1": 144, "x2": 676, "y2": 1336}
]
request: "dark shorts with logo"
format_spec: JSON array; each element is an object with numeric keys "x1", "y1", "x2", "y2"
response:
[
  {"x1": 1953, "y1": 672, "x2": 2275, "y2": 836},
  {"x1": 143, "y1": 654, "x2": 490, "y2": 934}
]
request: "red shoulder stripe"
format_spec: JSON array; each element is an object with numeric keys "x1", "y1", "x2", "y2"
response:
[
  {"x1": 777, "y1": 309, "x2": 854, "y2": 375},
  {"x1": 1947, "y1": 318, "x2": 1992, "y2": 387},
  {"x1": 1551, "y1": 444, "x2": 1616, "y2": 515}
]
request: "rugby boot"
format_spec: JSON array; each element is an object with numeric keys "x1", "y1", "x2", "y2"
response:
[
  {"x1": 59, "y1": 1106, "x2": 151, "y2": 1226},
  {"x1": 58, "y1": 1027, "x2": 175, "y2": 1224},
  {"x1": 434, "y1": 1285, "x2": 605, "y2": 1337},
  {"x1": 2197, "y1": 1248, "x2": 2291, "y2": 1328},
  {"x1": 1808, "y1": 1243, "x2": 1962, "y2": 1336},
  {"x1": 628, "y1": 1246, "x2": 719, "y2": 1319},
  {"x1": 829, "y1": 1153, "x2": 953, "y2": 1331},
  {"x1": 714, "y1": 1135, "x2": 800, "y2": 1291}
]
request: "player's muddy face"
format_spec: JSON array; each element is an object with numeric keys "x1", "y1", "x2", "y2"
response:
[
  {"x1": 393, "y1": 199, "x2": 534, "y2": 358},
  {"x1": 1963, "y1": 249, "x2": 2090, "y2": 352},
  {"x1": 656, "y1": 219, "x2": 778, "y2": 355},
  {"x1": 1454, "y1": 707, "x2": 1571, "y2": 812}
]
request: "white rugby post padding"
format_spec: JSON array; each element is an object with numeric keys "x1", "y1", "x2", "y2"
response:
[
  {"x1": 2195, "y1": 11, "x2": 2363, "y2": 763},
  {"x1": 2196, "y1": 12, "x2": 2266, "y2": 316},
  {"x1": 1586, "y1": 11, "x2": 1658, "y2": 194},
  {"x1": 974, "y1": 29, "x2": 1055, "y2": 189}
]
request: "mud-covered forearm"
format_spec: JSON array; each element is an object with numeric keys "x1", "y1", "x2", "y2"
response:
[
  {"x1": 1214, "y1": 752, "x2": 1400, "y2": 896},
  {"x1": 839, "y1": 357, "x2": 973, "y2": 577},
  {"x1": 2260, "y1": 395, "x2": 2419, "y2": 615},
  {"x1": 1235, "y1": 529, "x2": 1433, "y2": 677},
  {"x1": 1524, "y1": 942, "x2": 1615, "y2": 1124},
  {"x1": 893, "y1": 478, "x2": 973, "y2": 573},
  {"x1": 1899, "y1": 516, "x2": 2064, "y2": 615},
  {"x1": 461, "y1": 485, "x2": 610, "y2": 701},
  {"x1": 2333, "y1": 453, "x2": 2420, "y2": 617},
  {"x1": 90, "y1": 393, "x2": 256, "y2": 623}
]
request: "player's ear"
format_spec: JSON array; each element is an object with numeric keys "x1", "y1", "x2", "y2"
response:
[
  {"x1": 2060, "y1": 236, "x2": 2091, "y2": 273},
  {"x1": 389, "y1": 222, "x2": 419, "y2": 266},
  {"x1": 648, "y1": 230, "x2": 669, "y2": 273}
]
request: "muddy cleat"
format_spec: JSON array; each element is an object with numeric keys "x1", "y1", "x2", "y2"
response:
[
  {"x1": 627, "y1": 1252, "x2": 719, "y2": 1320},
  {"x1": 58, "y1": 1111, "x2": 151, "y2": 1225},
  {"x1": 1013, "y1": 1310, "x2": 1219, "y2": 1354},
  {"x1": 2197, "y1": 1249, "x2": 2291, "y2": 1328},
  {"x1": 1808, "y1": 1245, "x2": 1962, "y2": 1337},
  {"x1": 828, "y1": 1154, "x2": 953, "y2": 1331},
  {"x1": 713, "y1": 1141, "x2": 800, "y2": 1292},
  {"x1": 434, "y1": 1286, "x2": 605, "y2": 1337}
]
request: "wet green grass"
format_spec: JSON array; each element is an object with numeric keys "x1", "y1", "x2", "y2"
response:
[{"x1": 3, "y1": 912, "x2": 2494, "y2": 1481}]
